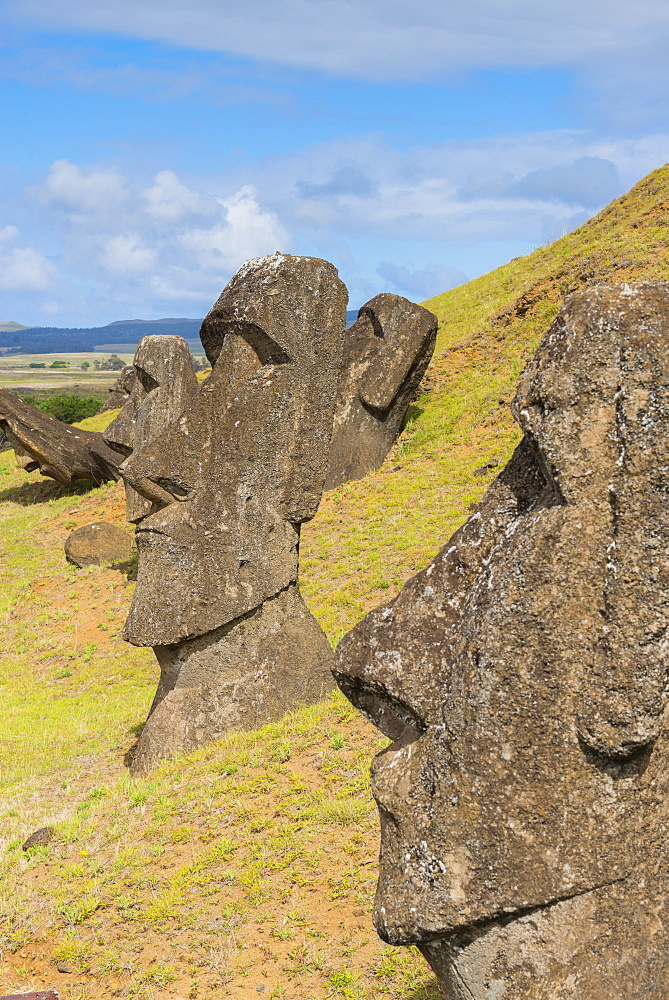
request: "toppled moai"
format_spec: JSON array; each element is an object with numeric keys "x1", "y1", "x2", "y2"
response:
[
  {"x1": 122, "y1": 254, "x2": 347, "y2": 773},
  {"x1": 0, "y1": 389, "x2": 121, "y2": 485},
  {"x1": 325, "y1": 293, "x2": 437, "y2": 489},
  {"x1": 334, "y1": 283, "x2": 669, "y2": 1000},
  {"x1": 103, "y1": 335, "x2": 198, "y2": 522}
]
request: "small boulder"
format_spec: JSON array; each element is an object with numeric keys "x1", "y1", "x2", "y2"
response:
[
  {"x1": 64, "y1": 522, "x2": 136, "y2": 569},
  {"x1": 22, "y1": 826, "x2": 54, "y2": 851}
]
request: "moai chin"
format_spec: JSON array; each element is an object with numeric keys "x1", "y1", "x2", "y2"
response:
[
  {"x1": 334, "y1": 283, "x2": 669, "y2": 999},
  {"x1": 103, "y1": 335, "x2": 198, "y2": 522},
  {"x1": 123, "y1": 253, "x2": 347, "y2": 774},
  {"x1": 325, "y1": 293, "x2": 437, "y2": 490}
]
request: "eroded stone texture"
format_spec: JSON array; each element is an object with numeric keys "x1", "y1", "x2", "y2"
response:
[
  {"x1": 103, "y1": 335, "x2": 198, "y2": 522},
  {"x1": 123, "y1": 254, "x2": 346, "y2": 773},
  {"x1": 334, "y1": 282, "x2": 669, "y2": 999},
  {"x1": 325, "y1": 293, "x2": 437, "y2": 489},
  {"x1": 0, "y1": 992, "x2": 59, "y2": 1000},
  {"x1": 0, "y1": 389, "x2": 121, "y2": 485},
  {"x1": 99, "y1": 364, "x2": 136, "y2": 412}
]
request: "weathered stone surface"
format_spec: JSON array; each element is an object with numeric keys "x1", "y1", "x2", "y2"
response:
[
  {"x1": 103, "y1": 336, "x2": 198, "y2": 522},
  {"x1": 0, "y1": 992, "x2": 59, "y2": 999},
  {"x1": 99, "y1": 364, "x2": 136, "y2": 412},
  {"x1": 334, "y1": 282, "x2": 669, "y2": 999},
  {"x1": 64, "y1": 522, "x2": 136, "y2": 569},
  {"x1": 0, "y1": 389, "x2": 122, "y2": 486},
  {"x1": 22, "y1": 826, "x2": 54, "y2": 850},
  {"x1": 131, "y1": 584, "x2": 334, "y2": 773},
  {"x1": 122, "y1": 253, "x2": 346, "y2": 772},
  {"x1": 325, "y1": 294, "x2": 437, "y2": 489}
]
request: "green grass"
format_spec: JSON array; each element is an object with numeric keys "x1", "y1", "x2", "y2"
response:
[{"x1": 2, "y1": 162, "x2": 669, "y2": 996}]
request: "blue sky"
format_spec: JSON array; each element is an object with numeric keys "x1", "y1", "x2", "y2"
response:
[{"x1": 1, "y1": 0, "x2": 669, "y2": 325}]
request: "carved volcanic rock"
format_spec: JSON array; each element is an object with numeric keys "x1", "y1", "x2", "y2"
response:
[
  {"x1": 64, "y1": 521, "x2": 136, "y2": 569},
  {"x1": 103, "y1": 335, "x2": 198, "y2": 522},
  {"x1": 99, "y1": 364, "x2": 136, "y2": 412},
  {"x1": 325, "y1": 293, "x2": 437, "y2": 489},
  {"x1": 0, "y1": 389, "x2": 121, "y2": 486},
  {"x1": 122, "y1": 253, "x2": 347, "y2": 773},
  {"x1": 0, "y1": 993, "x2": 59, "y2": 1000},
  {"x1": 334, "y1": 283, "x2": 669, "y2": 999}
]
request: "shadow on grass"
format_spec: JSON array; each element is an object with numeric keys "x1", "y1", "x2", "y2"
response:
[
  {"x1": 110, "y1": 552, "x2": 138, "y2": 581},
  {"x1": 402, "y1": 403, "x2": 424, "y2": 429},
  {"x1": 123, "y1": 720, "x2": 146, "y2": 768},
  {"x1": 0, "y1": 478, "x2": 98, "y2": 506}
]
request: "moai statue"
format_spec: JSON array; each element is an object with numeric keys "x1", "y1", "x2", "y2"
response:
[
  {"x1": 99, "y1": 364, "x2": 136, "y2": 413},
  {"x1": 103, "y1": 335, "x2": 199, "y2": 522},
  {"x1": 0, "y1": 388, "x2": 121, "y2": 485},
  {"x1": 122, "y1": 253, "x2": 347, "y2": 774},
  {"x1": 325, "y1": 293, "x2": 437, "y2": 489},
  {"x1": 334, "y1": 283, "x2": 669, "y2": 1000}
]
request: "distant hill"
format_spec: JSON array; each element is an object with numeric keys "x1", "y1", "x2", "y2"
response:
[
  {"x1": 0, "y1": 318, "x2": 203, "y2": 354},
  {"x1": 0, "y1": 321, "x2": 33, "y2": 332}
]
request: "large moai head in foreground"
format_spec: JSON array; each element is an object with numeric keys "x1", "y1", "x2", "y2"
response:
[
  {"x1": 121, "y1": 253, "x2": 347, "y2": 773},
  {"x1": 103, "y1": 335, "x2": 198, "y2": 522},
  {"x1": 325, "y1": 294, "x2": 437, "y2": 490},
  {"x1": 334, "y1": 283, "x2": 669, "y2": 999}
]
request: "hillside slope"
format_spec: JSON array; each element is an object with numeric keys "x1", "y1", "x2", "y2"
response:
[
  {"x1": 2, "y1": 163, "x2": 669, "y2": 997},
  {"x1": 302, "y1": 162, "x2": 669, "y2": 638}
]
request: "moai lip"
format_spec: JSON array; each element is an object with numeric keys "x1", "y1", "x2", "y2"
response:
[
  {"x1": 325, "y1": 293, "x2": 437, "y2": 490},
  {"x1": 0, "y1": 388, "x2": 122, "y2": 486},
  {"x1": 334, "y1": 282, "x2": 669, "y2": 999},
  {"x1": 122, "y1": 253, "x2": 347, "y2": 774}
]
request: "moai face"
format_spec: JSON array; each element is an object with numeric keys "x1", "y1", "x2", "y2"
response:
[
  {"x1": 121, "y1": 253, "x2": 347, "y2": 647},
  {"x1": 103, "y1": 335, "x2": 198, "y2": 522},
  {"x1": 334, "y1": 284, "x2": 669, "y2": 960},
  {"x1": 325, "y1": 293, "x2": 437, "y2": 489}
]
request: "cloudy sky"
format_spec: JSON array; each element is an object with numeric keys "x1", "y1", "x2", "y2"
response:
[{"x1": 1, "y1": 0, "x2": 669, "y2": 325}]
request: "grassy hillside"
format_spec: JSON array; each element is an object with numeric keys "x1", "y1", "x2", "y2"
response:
[
  {"x1": 2, "y1": 163, "x2": 669, "y2": 997},
  {"x1": 302, "y1": 162, "x2": 669, "y2": 638}
]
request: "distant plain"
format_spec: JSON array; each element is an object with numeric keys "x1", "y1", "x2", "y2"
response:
[{"x1": 0, "y1": 354, "x2": 135, "y2": 392}]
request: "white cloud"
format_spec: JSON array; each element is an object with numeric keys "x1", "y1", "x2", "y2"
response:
[
  {"x1": 102, "y1": 234, "x2": 157, "y2": 275},
  {"x1": 142, "y1": 171, "x2": 211, "y2": 223},
  {"x1": 258, "y1": 132, "x2": 668, "y2": 246},
  {"x1": 5, "y1": 131, "x2": 669, "y2": 323},
  {"x1": 0, "y1": 225, "x2": 20, "y2": 244},
  {"x1": 36, "y1": 158, "x2": 128, "y2": 217},
  {"x1": 0, "y1": 244, "x2": 56, "y2": 291},
  {"x1": 5, "y1": 0, "x2": 669, "y2": 82},
  {"x1": 20, "y1": 164, "x2": 289, "y2": 313}
]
